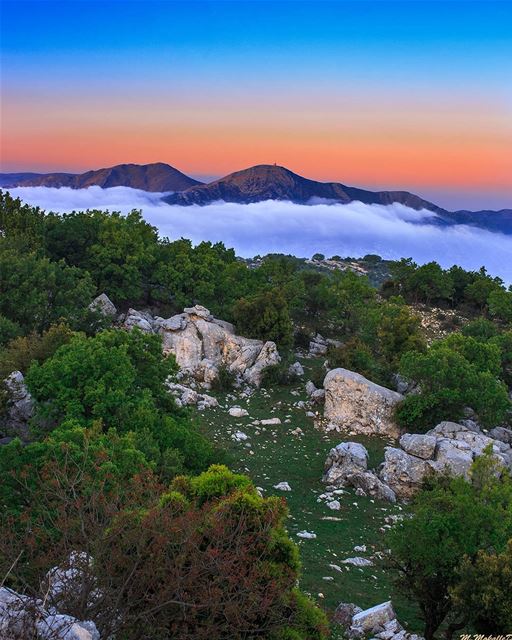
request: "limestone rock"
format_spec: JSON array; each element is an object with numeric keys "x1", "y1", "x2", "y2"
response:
[
  {"x1": 347, "y1": 471, "x2": 397, "y2": 503},
  {"x1": 309, "y1": 334, "x2": 328, "y2": 356},
  {"x1": 399, "y1": 433, "x2": 437, "y2": 460},
  {"x1": 351, "y1": 601, "x2": 396, "y2": 633},
  {"x1": 323, "y1": 368, "x2": 403, "y2": 438},
  {"x1": 2, "y1": 371, "x2": 34, "y2": 440},
  {"x1": 323, "y1": 442, "x2": 369, "y2": 485},
  {"x1": 167, "y1": 382, "x2": 218, "y2": 410},
  {"x1": 288, "y1": 361, "x2": 304, "y2": 377},
  {"x1": 88, "y1": 292, "x2": 116, "y2": 317},
  {"x1": 229, "y1": 406, "x2": 249, "y2": 418},
  {"x1": 123, "y1": 308, "x2": 154, "y2": 333},
  {"x1": 333, "y1": 603, "x2": 363, "y2": 626},
  {"x1": 158, "y1": 305, "x2": 280, "y2": 387},
  {"x1": 273, "y1": 481, "x2": 291, "y2": 491},
  {"x1": 379, "y1": 447, "x2": 433, "y2": 500},
  {"x1": 489, "y1": 426, "x2": 512, "y2": 445}
]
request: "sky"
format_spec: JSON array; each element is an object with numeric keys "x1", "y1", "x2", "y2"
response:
[{"x1": 1, "y1": 0, "x2": 511, "y2": 209}]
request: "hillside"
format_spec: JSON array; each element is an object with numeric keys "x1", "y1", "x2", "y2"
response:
[{"x1": 0, "y1": 162, "x2": 202, "y2": 192}]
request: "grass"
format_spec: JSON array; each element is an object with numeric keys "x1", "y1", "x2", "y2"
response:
[{"x1": 195, "y1": 358, "x2": 424, "y2": 633}]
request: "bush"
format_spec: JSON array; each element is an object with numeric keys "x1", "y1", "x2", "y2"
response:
[{"x1": 210, "y1": 364, "x2": 236, "y2": 393}]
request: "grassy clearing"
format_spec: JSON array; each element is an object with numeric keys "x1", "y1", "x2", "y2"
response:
[{"x1": 194, "y1": 359, "x2": 423, "y2": 633}]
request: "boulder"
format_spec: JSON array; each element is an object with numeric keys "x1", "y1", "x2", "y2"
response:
[
  {"x1": 489, "y1": 426, "x2": 512, "y2": 446},
  {"x1": 288, "y1": 361, "x2": 304, "y2": 377},
  {"x1": 323, "y1": 368, "x2": 403, "y2": 438},
  {"x1": 399, "y1": 433, "x2": 437, "y2": 460},
  {"x1": 323, "y1": 442, "x2": 369, "y2": 485},
  {"x1": 229, "y1": 407, "x2": 249, "y2": 418},
  {"x1": 167, "y1": 382, "x2": 218, "y2": 409},
  {"x1": 2, "y1": 371, "x2": 34, "y2": 440},
  {"x1": 158, "y1": 305, "x2": 280, "y2": 387},
  {"x1": 347, "y1": 471, "x2": 397, "y2": 503},
  {"x1": 36, "y1": 614, "x2": 100, "y2": 640},
  {"x1": 351, "y1": 601, "x2": 396, "y2": 633},
  {"x1": 123, "y1": 308, "x2": 154, "y2": 333},
  {"x1": 88, "y1": 292, "x2": 116, "y2": 317},
  {"x1": 273, "y1": 481, "x2": 291, "y2": 491},
  {"x1": 309, "y1": 334, "x2": 328, "y2": 356},
  {"x1": 379, "y1": 447, "x2": 433, "y2": 500}
]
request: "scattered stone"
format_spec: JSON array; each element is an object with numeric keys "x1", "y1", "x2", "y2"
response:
[
  {"x1": 261, "y1": 417, "x2": 281, "y2": 425},
  {"x1": 228, "y1": 406, "x2": 249, "y2": 418},
  {"x1": 232, "y1": 431, "x2": 249, "y2": 442},
  {"x1": 273, "y1": 481, "x2": 291, "y2": 491},
  {"x1": 342, "y1": 557, "x2": 374, "y2": 567},
  {"x1": 296, "y1": 530, "x2": 316, "y2": 539},
  {"x1": 326, "y1": 500, "x2": 341, "y2": 510},
  {"x1": 288, "y1": 362, "x2": 305, "y2": 377}
]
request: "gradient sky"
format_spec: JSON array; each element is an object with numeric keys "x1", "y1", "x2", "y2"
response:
[{"x1": 1, "y1": 0, "x2": 511, "y2": 209}]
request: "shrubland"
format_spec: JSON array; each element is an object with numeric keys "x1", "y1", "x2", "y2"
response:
[{"x1": 1, "y1": 190, "x2": 511, "y2": 638}]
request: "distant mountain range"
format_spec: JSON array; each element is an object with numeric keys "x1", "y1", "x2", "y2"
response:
[
  {"x1": 0, "y1": 162, "x2": 201, "y2": 192},
  {"x1": 1, "y1": 162, "x2": 510, "y2": 234}
]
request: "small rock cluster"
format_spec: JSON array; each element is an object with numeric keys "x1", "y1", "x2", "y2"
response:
[
  {"x1": 167, "y1": 382, "x2": 219, "y2": 410},
  {"x1": 1, "y1": 371, "x2": 34, "y2": 442},
  {"x1": 324, "y1": 421, "x2": 512, "y2": 501},
  {"x1": 334, "y1": 600, "x2": 423, "y2": 640}
]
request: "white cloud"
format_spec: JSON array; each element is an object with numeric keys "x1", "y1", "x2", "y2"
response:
[{"x1": 9, "y1": 185, "x2": 512, "y2": 284}]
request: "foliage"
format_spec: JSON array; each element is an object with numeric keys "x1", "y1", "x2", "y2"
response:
[
  {"x1": 0, "y1": 246, "x2": 95, "y2": 333},
  {"x1": 233, "y1": 288, "x2": 294, "y2": 350},
  {"x1": 0, "y1": 314, "x2": 21, "y2": 347},
  {"x1": 25, "y1": 328, "x2": 214, "y2": 475},
  {"x1": 0, "y1": 458, "x2": 328, "y2": 640},
  {"x1": 387, "y1": 453, "x2": 512, "y2": 640},
  {"x1": 0, "y1": 322, "x2": 76, "y2": 379},
  {"x1": 397, "y1": 333, "x2": 510, "y2": 430}
]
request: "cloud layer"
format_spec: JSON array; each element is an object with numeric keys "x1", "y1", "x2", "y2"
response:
[{"x1": 10, "y1": 185, "x2": 512, "y2": 284}]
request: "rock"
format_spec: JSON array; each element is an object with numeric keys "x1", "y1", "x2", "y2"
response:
[
  {"x1": 489, "y1": 426, "x2": 512, "y2": 446},
  {"x1": 323, "y1": 368, "x2": 403, "y2": 438},
  {"x1": 232, "y1": 431, "x2": 249, "y2": 442},
  {"x1": 379, "y1": 447, "x2": 433, "y2": 500},
  {"x1": 273, "y1": 481, "x2": 291, "y2": 491},
  {"x1": 88, "y1": 292, "x2": 116, "y2": 317},
  {"x1": 354, "y1": 545, "x2": 366, "y2": 552},
  {"x1": 342, "y1": 557, "x2": 374, "y2": 567},
  {"x1": 288, "y1": 361, "x2": 304, "y2": 377},
  {"x1": 296, "y1": 531, "x2": 316, "y2": 539},
  {"x1": 333, "y1": 602, "x2": 363, "y2": 626},
  {"x1": 228, "y1": 407, "x2": 249, "y2": 418},
  {"x1": 309, "y1": 334, "x2": 328, "y2": 356},
  {"x1": 244, "y1": 341, "x2": 281, "y2": 386},
  {"x1": 0, "y1": 585, "x2": 99, "y2": 640},
  {"x1": 310, "y1": 388, "x2": 326, "y2": 404},
  {"x1": 123, "y1": 308, "x2": 154, "y2": 333},
  {"x1": 158, "y1": 305, "x2": 280, "y2": 387},
  {"x1": 351, "y1": 601, "x2": 396, "y2": 633},
  {"x1": 326, "y1": 500, "x2": 341, "y2": 510},
  {"x1": 305, "y1": 380, "x2": 317, "y2": 396},
  {"x1": 323, "y1": 442, "x2": 369, "y2": 485},
  {"x1": 36, "y1": 614, "x2": 100, "y2": 640},
  {"x1": 347, "y1": 471, "x2": 397, "y2": 503},
  {"x1": 261, "y1": 417, "x2": 281, "y2": 425},
  {"x1": 399, "y1": 433, "x2": 437, "y2": 460},
  {"x1": 167, "y1": 382, "x2": 218, "y2": 410},
  {"x1": 2, "y1": 371, "x2": 34, "y2": 440}
]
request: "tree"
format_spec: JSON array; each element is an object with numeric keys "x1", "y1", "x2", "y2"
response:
[
  {"x1": 397, "y1": 333, "x2": 510, "y2": 431},
  {"x1": 25, "y1": 329, "x2": 214, "y2": 475},
  {"x1": 233, "y1": 289, "x2": 294, "y2": 350},
  {"x1": 488, "y1": 288, "x2": 512, "y2": 324},
  {"x1": 0, "y1": 247, "x2": 95, "y2": 333},
  {"x1": 387, "y1": 454, "x2": 512, "y2": 640},
  {"x1": 0, "y1": 456, "x2": 329, "y2": 640}
]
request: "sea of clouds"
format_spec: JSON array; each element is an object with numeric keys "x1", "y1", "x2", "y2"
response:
[{"x1": 10, "y1": 185, "x2": 512, "y2": 284}]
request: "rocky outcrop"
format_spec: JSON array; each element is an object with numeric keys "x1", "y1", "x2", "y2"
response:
[
  {"x1": 2, "y1": 371, "x2": 34, "y2": 440},
  {"x1": 325, "y1": 422, "x2": 512, "y2": 502},
  {"x1": 335, "y1": 599, "x2": 423, "y2": 640},
  {"x1": 379, "y1": 422, "x2": 512, "y2": 500},
  {"x1": 88, "y1": 292, "x2": 117, "y2": 317},
  {"x1": 166, "y1": 382, "x2": 218, "y2": 410},
  {"x1": 323, "y1": 442, "x2": 397, "y2": 502},
  {"x1": 0, "y1": 587, "x2": 99, "y2": 640},
  {"x1": 119, "y1": 305, "x2": 280, "y2": 387},
  {"x1": 323, "y1": 368, "x2": 403, "y2": 438}
]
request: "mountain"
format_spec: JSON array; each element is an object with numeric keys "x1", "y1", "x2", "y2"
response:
[
  {"x1": 162, "y1": 164, "x2": 446, "y2": 212},
  {"x1": 445, "y1": 209, "x2": 512, "y2": 235},
  {"x1": 0, "y1": 163, "x2": 202, "y2": 192}
]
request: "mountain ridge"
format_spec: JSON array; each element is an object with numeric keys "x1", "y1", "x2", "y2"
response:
[{"x1": 0, "y1": 162, "x2": 202, "y2": 192}]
